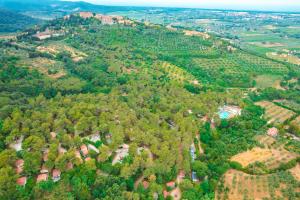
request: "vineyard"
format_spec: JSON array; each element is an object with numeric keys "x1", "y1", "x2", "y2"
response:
[{"x1": 255, "y1": 101, "x2": 296, "y2": 124}]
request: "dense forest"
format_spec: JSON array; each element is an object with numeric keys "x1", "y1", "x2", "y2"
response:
[{"x1": 0, "y1": 11, "x2": 299, "y2": 200}]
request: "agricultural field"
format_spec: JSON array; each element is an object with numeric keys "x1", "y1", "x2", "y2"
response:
[
  {"x1": 266, "y1": 52, "x2": 300, "y2": 65},
  {"x1": 36, "y1": 43, "x2": 88, "y2": 62},
  {"x1": 230, "y1": 147, "x2": 298, "y2": 170},
  {"x1": 21, "y1": 57, "x2": 66, "y2": 79},
  {"x1": 216, "y1": 169, "x2": 300, "y2": 200},
  {"x1": 255, "y1": 135, "x2": 277, "y2": 148},
  {"x1": 194, "y1": 51, "x2": 288, "y2": 75},
  {"x1": 255, "y1": 101, "x2": 296, "y2": 124},
  {"x1": 160, "y1": 62, "x2": 198, "y2": 84},
  {"x1": 254, "y1": 75, "x2": 284, "y2": 89},
  {"x1": 273, "y1": 99, "x2": 300, "y2": 112}
]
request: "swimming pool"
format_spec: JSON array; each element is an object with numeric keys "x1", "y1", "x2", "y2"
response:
[{"x1": 219, "y1": 111, "x2": 230, "y2": 119}]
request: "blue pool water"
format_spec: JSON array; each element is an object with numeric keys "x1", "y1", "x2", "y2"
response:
[{"x1": 219, "y1": 111, "x2": 230, "y2": 119}]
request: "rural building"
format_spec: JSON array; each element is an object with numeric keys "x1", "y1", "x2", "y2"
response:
[
  {"x1": 192, "y1": 171, "x2": 199, "y2": 182},
  {"x1": 142, "y1": 181, "x2": 149, "y2": 189},
  {"x1": 80, "y1": 144, "x2": 89, "y2": 157},
  {"x1": 52, "y1": 169, "x2": 61, "y2": 182},
  {"x1": 85, "y1": 157, "x2": 91, "y2": 162},
  {"x1": 43, "y1": 149, "x2": 49, "y2": 162},
  {"x1": 75, "y1": 150, "x2": 83, "y2": 162},
  {"x1": 190, "y1": 144, "x2": 196, "y2": 162},
  {"x1": 40, "y1": 164, "x2": 49, "y2": 174},
  {"x1": 33, "y1": 29, "x2": 64, "y2": 40},
  {"x1": 112, "y1": 144, "x2": 129, "y2": 165},
  {"x1": 9, "y1": 136, "x2": 23, "y2": 152},
  {"x1": 16, "y1": 177, "x2": 27, "y2": 186},
  {"x1": 88, "y1": 144, "x2": 99, "y2": 153},
  {"x1": 37, "y1": 173, "x2": 48, "y2": 183},
  {"x1": 163, "y1": 190, "x2": 169, "y2": 198},
  {"x1": 166, "y1": 181, "x2": 176, "y2": 188},
  {"x1": 66, "y1": 162, "x2": 74, "y2": 170},
  {"x1": 267, "y1": 127, "x2": 279, "y2": 137},
  {"x1": 85, "y1": 133, "x2": 101, "y2": 143},
  {"x1": 15, "y1": 159, "x2": 24, "y2": 174},
  {"x1": 79, "y1": 12, "x2": 94, "y2": 19}
]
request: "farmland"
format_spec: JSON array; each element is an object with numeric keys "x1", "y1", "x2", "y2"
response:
[
  {"x1": 255, "y1": 101, "x2": 296, "y2": 124},
  {"x1": 230, "y1": 147, "x2": 298, "y2": 170},
  {"x1": 254, "y1": 75, "x2": 283, "y2": 89},
  {"x1": 216, "y1": 169, "x2": 300, "y2": 200}
]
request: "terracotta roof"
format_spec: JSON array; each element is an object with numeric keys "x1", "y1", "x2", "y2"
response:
[
  {"x1": 66, "y1": 162, "x2": 73, "y2": 170},
  {"x1": 79, "y1": 12, "x2": 93, "y2": 19},
  {"x1": 15, "y1": 159, "x2": 24, "y2": 167},
  {"x1": 52, "y1": 169, "x2": 61, "y2": 178},
  {"x1": 85, "y1": 157, "x2": 91, "y2": 162},
  {"x1": 15, "y1": 159, "x2": 24, "y2": 174},
  {"x1": 16, "y1": 177, "x2": 27, "y2": 186},
  {"x1": 166, "y1": 181, "x2": 176, "y2": 188},
  {"x1": 37, "y1": 173, "x2": 48, "y2": 183},
  {"x1": 142, "y1": 181, "x2": 149, "y2": 189},
  {"x1": 80, "y1": 145, "x2": 89, "y2": 156},
  {"x1": 267, "y1": 127, "x2": 279, "y2": 137},
  {"x1": 163, "y1": 190, "x2": 169, "y2": 198}
]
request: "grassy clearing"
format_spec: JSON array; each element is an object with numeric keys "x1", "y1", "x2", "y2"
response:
[{"x1": 254, "y1": 75, "x2": 283, "y2": 89}]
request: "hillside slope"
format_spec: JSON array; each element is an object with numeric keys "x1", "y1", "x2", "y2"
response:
[{"x1": 0, "y1": 9, "x2": 40, "y2": 32}]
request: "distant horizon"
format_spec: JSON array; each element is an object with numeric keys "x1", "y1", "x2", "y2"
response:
[{"x1": 63, "y1": 0, "x2": 300, "y2": 12}]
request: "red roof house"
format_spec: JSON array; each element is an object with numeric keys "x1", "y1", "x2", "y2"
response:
[
  {"x1": 80, "y1": 145, "x2": 89, "y2": 157},
  {"x1": 267, "y1": 127, "x2": 279, "y2": 137},
  {"x1": 15, "y1": 159, "x2": 24, "y2": 174},
  {"x1": 166, "y1": 181, "x2": 176, "y2": 188},
  {"x1": 16, "y1": 177, "x2": 27, "y2": 186},
  {"x1": 52, "y1": 169, "x2": 61, "y2": 182},
  {"x1": 37, "y1": 173, "x2": 48, "y2": 183},
  {"x1": 142, "y1": 181, "x2": 149, "y2": 189}
]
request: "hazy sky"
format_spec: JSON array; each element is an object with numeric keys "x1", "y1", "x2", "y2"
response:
[{"x1": 67, "y1": 0, "x2": 300, "y2": 11}]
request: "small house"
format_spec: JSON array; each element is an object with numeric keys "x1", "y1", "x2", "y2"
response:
[
  {"x1": 192, "y1": 171, "x2": 199, "y2": 182},
  {"x1": 16, "y1": 177, "x2": 27, "y2": 186},
  {"x1": 80, "y1": 144, "x2": 89, "y2": 157},
  {"x1": 166, "y1": 181, "x2": 176, "y2": 189},
  {"x1": 88, "y1": 144, "x2": 99, "y2": 153},
  {"x1": 9, "y1": 136, "x2": 23, "y2": 152},
  {"x1": 40, "y1": 164, "x2": 49, "y2": 174},
  {"x1": 267, "y1": 127, "x2": 279, "y2": 137},
  {"x1": 52, "y1": 169, "x2": 61, "y2": 182},
  {"x1": 142, "y1": 181, "x2": 149, "y2": 189},
  {"x1": 66, "y1": 162, "x2": 73, "y2": 170},
  {"x1": 15, "y1": 159, "x2": 24, "y2": 174},
  {"x1": 37, "y1": 173, "x2": 48, "y2": 183}
]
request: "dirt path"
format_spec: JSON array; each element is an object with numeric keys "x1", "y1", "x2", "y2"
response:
[
  {"x1": 134, "y1": 174, "x2": 144, "y2": 189},
  {"x1": 195, "y1": 134, "x2": 204, "y2": 155}
]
